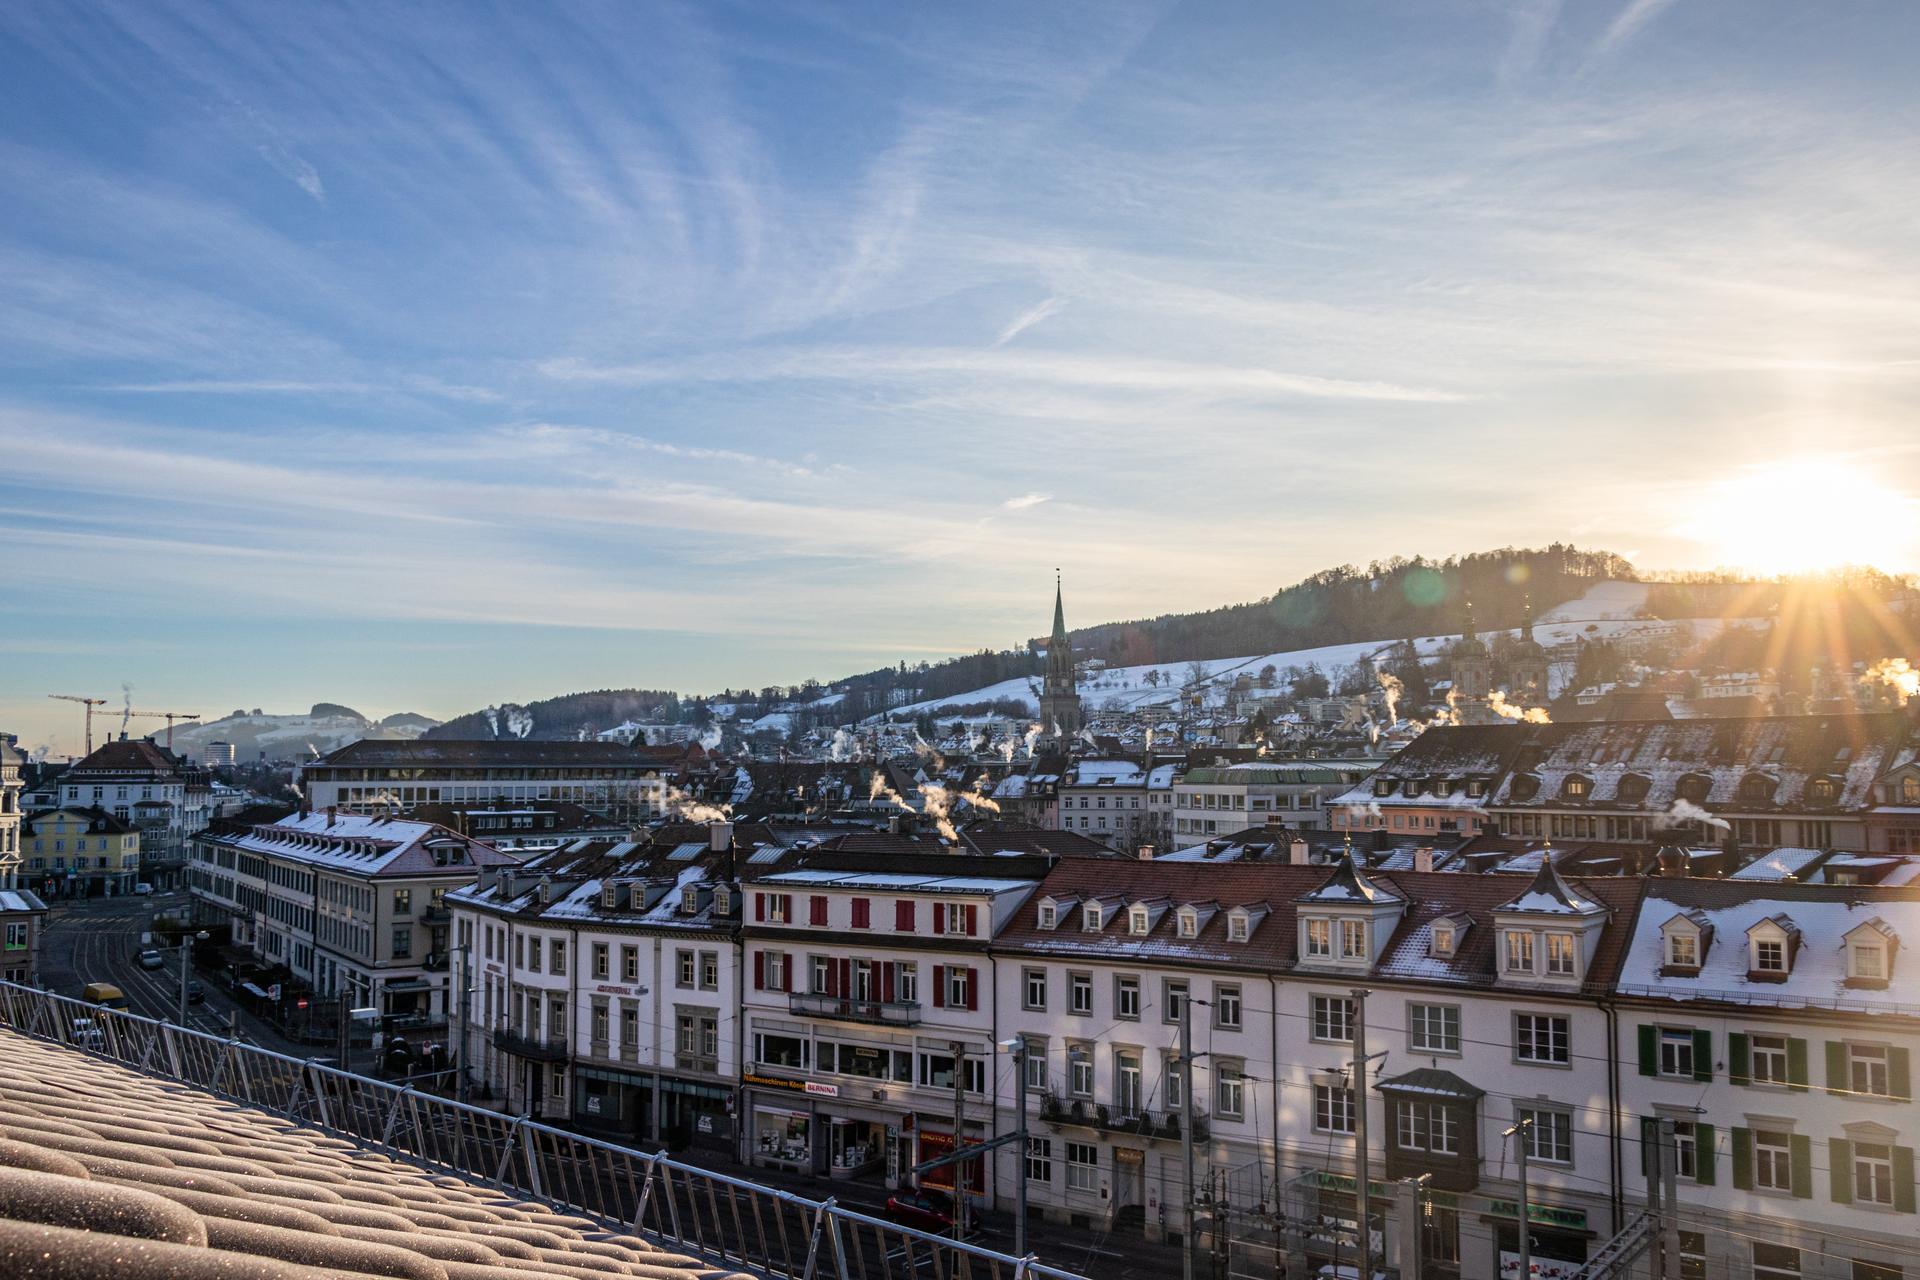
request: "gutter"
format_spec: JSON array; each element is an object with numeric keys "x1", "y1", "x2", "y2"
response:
[{"x1": 1603, "y1": 996, "x2": 1623, "y2": 1228}]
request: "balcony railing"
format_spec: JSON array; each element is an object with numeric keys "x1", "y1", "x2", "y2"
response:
[
  {"x1": 0, "y1": 981, "x2": 1081, "y2": 1280},
  {"x1": 1039, "y1": 1093, "x2": 1208, "y2": 1142},
  {"x1": 421, "y1": 905, "x2": 451, "y2": 924},
  {"x1": 788, "y1": 991, "x2": 922, "y2": 1026},
  {"x1": 493, "y1": 1026, "x2": 571, "y2": 1063}
]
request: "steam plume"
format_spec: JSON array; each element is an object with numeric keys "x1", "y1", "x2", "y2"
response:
[
  {"x1": 1487, "y1": 689, "x2": 1552, "y2": 724},
  {"x1": 1861, "y1": 658, "x2": 1919, "y2": 706},
  {"x1": 1664, "y1": 798, "x2": 1730, "y2": 832},
  {"x1": 1377, "y1": 672, "x2": 1403, "y2": 725}
]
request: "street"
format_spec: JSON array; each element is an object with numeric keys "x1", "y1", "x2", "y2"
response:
[{"x1": 36, "y1": 893, "x2": 304, "y2": 1055}]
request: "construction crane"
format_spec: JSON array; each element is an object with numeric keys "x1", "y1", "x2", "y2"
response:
[
  {"x1": 126, "y1": 709, "x2": 202, "y2": 751},
  {"x1": 47, "y1": 695, "x2": 108, "y2": 755}
]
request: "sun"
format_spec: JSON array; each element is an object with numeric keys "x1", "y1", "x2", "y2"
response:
[{"x1": 1685, "y1": 458, "x2": 1914, "y2": 576}]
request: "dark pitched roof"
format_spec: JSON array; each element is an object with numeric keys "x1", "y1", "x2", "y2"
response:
[
  {"x1": 1375, "y1": 1067, "x2": 1484, "y2": 1100},
  {"x1": 65, "y1": 739, "x2": 184, "y2": 778},
  {"x1": 309, "y1": 739, "x2": 689, "y2": 768},
  {"x1": 1298, "y1": 850, "x2": 1401, "y2": 904}
]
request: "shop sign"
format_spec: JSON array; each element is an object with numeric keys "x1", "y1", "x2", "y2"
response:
[
  {"x1": 1303, "y1": 1171, "x2": 1392, "y2": 1199},
  {"x1": 1488, "y1": 1201, "x2": 1587, "y2": 1231},
  {"x1": 594, "y1": 983, "x2": 636, "y2": 996},
  {"x1": 697, "y1": 1115, "x2": 714, "y2": 1134},
  {"x1": 744, "y1": 1071, "x2": 840, "y2": 1098},
  {"x1": 584, "y1": 1095, "x2": 604, "y2": 1115},
  {"x1": 1113, "y1": 1148, "x2": 1145, "y2": 1167}
]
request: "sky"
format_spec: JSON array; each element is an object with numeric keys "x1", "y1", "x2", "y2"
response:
[{"x1": 4, "y1": 0, "x2": 1920, "y2": 755}]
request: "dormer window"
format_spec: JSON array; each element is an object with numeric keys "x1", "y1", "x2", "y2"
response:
[
  {"x1": 1305, "y1": 918, "x2": 1332, "y2": 957},
  {"x1": 1129, "y1": 905, "x2": 1150, "y2": 935},
  {"x1": 601, "y1": 883, "x2": 619, "y2": 909},
  {"x1": 1431, "y1": 923, "x2": 1455, "y2": 957},
  {"x1": 1227, "y1": 912, "x2": 1249, "y2": 943},
  {"x1": 1037, "y1": 901, "x2": 1057, "y2": 930},
  {"x1": 1505, "y1": 931, "x2": 1535, "y2": 973},
  {"x1": 1545, "y1": 932, "x2": 1576, "y2": 976},
  {"x1": 1807, "y1": 777, "x2": 1839, "y2": 806},
  {"x1": 679, "y1": 890, "x2": 700, "y2": 916},
  {"x1": 1466, "y1": 780, "x2": 1486, "y2": 799},
  {"x1": 1177, "y1": 908, "x2": 1198, "y2": 938},
  {"x1": 713, "y1": 886, "x2": 731, "y2": 914},
  {"x1": 1852, "y1": 942, "x2": 1886, "y2": 981},
  {"x1": 1561, "y1": 775, "x2": 1591, "y2": 800},
  {"x1": 1903, "y1": 776, "x2": 1920, "y2": 805},
  {"x1": 1374, "y1": 779, "x2": 1395, "y2": 798},
  {"x1": 1754, "y1": 938, "x2": 1785, "y2": 973},
  {"x1": 1083, "y1": 903, "x2": 1104, "y2": 932},
  {"x1": 1339, "y1": 920, "x2": 1367, "y2": 960},
  {"x1": 1668, "y1": 933, "x2": 1697, "y2": 968}
]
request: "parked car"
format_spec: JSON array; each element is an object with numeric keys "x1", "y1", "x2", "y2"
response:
[
  {"x1": 136, "y1": 948, "x2": 165, "y2": 970},
  {"x1": 69, "y1": 1018, "x2": 106, "y2": 1050},
  {"x1": 185, "y1": 980, "x2": 206, "y2": 1004},
  {"x1": 134, "y1": 883, "x2": 154, "y2": 895},
  {"x1": 883, "y1": 1188, "x2": 956, "y2": 1235},
  {"x1": 81, "y1": 982, "x2": 128, "y2": 1009}
]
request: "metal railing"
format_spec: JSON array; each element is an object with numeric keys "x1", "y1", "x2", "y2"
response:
[
  {"x1": 0, "y1": 982, "x2": 1081, "y2": 1280},
  {"x1": 788, "y1": 991, "x2": 923, "y2": 1026}
]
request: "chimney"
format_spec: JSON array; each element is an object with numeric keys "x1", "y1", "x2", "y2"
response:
[
  {"x1": 1289, "y1": 839, "x2": 1310, "y2": 866},
  {"x1": 710, "y1": 820, "x2": 734, "y2": 853},
  {"x1": 326, "y1": 805, "x2": 337, "y2": 828},
  {"x1": 1137, "y1": 845, "x2": 1154, "y2": 861},
  {"x1": 1413, "y1": 846, "x2": 1434, "y2": 874}
]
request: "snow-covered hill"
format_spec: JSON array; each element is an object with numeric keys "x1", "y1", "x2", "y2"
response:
[
  {"x1": 168, "y1": 706, "x2": 439, "y2": 762},
  {"x1": 876, "y1": 582, "x2": 1768, "y2": 721}
]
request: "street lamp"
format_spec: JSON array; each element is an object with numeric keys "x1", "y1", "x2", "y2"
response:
[
  {"x1": 176, "y1": 930, "x2": 209, "y2": 1025},
  {"x1": 997, "y1": 1036, "x2": 1030, "y2": 1259}
]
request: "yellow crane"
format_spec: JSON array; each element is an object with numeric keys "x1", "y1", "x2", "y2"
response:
[
  {"x1": 126, "y1": 709, "x2": 202, "y2": 751},
  {"x1": 47, "y1": 695, "x2": 108, "y2": 755}
]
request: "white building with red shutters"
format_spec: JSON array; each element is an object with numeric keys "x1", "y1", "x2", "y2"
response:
[{"x1": 739, "y1": 855, "x2": 1049, "y2": 1190}]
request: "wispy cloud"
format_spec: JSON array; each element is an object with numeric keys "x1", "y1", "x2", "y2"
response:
[
  {"x1": 1596, "y1": 0, "x2": 1679, "y2": 55},
  {"x1": 993, "y1": 296, "x2": 1067, "y2": 347},
  {"x1": 1002, "y1": 492, "x2": 1053, "y2": 510}
]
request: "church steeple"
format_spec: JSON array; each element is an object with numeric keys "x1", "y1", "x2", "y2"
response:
[
  {"x1": 1521, "y1": 592, "x2": 1535, "y2": 642},
  {"x1": 1037, "y1": 571, "x2": 1084, "y2": 747}
]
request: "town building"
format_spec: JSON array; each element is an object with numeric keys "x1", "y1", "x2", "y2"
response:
[
  {"x1": 1329, "y1": 723, "x2": 1518, "y2": 839},
  {"x1": 0, "y1": 735, "x2": 47, "y2": 984},
  {"x1": 400, "y1": 800, "x2": 629, "y2": 852},
  {"x1": 54, "y1": 737, "x2": 210, "y2": 889},
  {"x1": 188, "y1": 807, "x2": 518, "y2": 1032},
  {"x1": 0, "y1": 735, "x2": 22, "y2": 886},
  {"x1": 20, "y1": 808, "x2": 140, "y2": 897},
  {"x1": 301, "y1": 739, "x2": 696, "y2": 824},
  {"x1": 203, "y1": 741, "x2": 236, "y2": 767},
  {"x1": 1172, "y1": 761, "x2": 1373, "y2": 839},
  {"x1": 1055, "y1": 759, "x2": 1158, "y2": 851}
]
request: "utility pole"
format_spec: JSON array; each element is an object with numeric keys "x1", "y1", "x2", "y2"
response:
[
  {"x1": 1658, "y1": 1116, "x2": 1680, "y2": 1280},
  {"x1": 1504, "y1": 1117, "x2": 1532, "y2": 1280},
  {"x1": 1351, "y1": 988, "x2": 1372, "y2": 1280},
  {"x1": 177, "y1": 936, "x2": 192, "y2": 1026},
  {"x1": 1181, "y1": 991, "x2": 1196, "y2": 1280},
  {"x1": 451, "y1": 945, "x2": 469, "y2": 1102},
  {"x1": 1011, "y1": 1038, "x2": 1030, "y2": 1259},
  {"x1": 951, "y1": 1040, "x2": 969, "y2": 1242}
]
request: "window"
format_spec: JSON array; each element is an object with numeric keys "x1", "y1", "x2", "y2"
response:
[
  {"x1": 1756, "y1": 939, "x2": 1786, "y2": 973},
  {"x1": 700, "y1": 951, "x2": 719, "y2": 990},
  {"x1": 1515, "y1": 1013, "x2": 1569, "y2": 1065},
  {"x1": 1115, "y1": 1051, "x2": 1143, "y2": 1115},
  {"x1": 1313, "y1": 1083, "x2": 1353, "y2": 1133},
  {"x1": 765, "y1": 894, "x2": 790, "y2": 925},
  {"x1": 1754, "y1": 1129, "x2": 1793, "y2": 1192},
  {"x1": 1313, "y1": 995, "x2": 1355, "y2": 1043},
  {"x1": 591, "y1": 1004, "x2": 609, "y2": 1043},
  {"x1": 1023, "y1": 968, "x2": 1047, "y2": 1011},
  {"x1": 1659, "y1": 1028, "x2": 1696, "y2": 1079},
  {"x1": 1025, "y1": 1137, "x2": 1052, "y2": 1184},
  {"x1": 392, "y1": 888, "x2": 411, "y2": 915},
  {"x1": 1855, "y1": 1142, "x2": 1896, "y2": 1206},
  {"x1": 1115, "y1": 976, "x2": 1140, "y2": 1020},
  {"x1": 1752, "y1": 1243, "x2": 1802, "y2": 1280},
  {"x1": 1410, "y1": 1004, "x2": 1461, "y2": 1055},
  {"x1": 945, "y1": 967, "x2": 973, "y2": 1009},
  {"x1": 1852, "y1": 1262, "x2": 1902, "y2": 1280},
  {"x1": 851, "y1": 897, "x2": 870, "y2": 929},
  {"x1": 1227, "y1": 913, "x2": 1249, "y2": 943},
  {"x1": 1851, "y1": 1044, "x2": 1892, "y2": 1098},
  {"x1": 1083, "y1": 903, "x2": 1103, "y2": 931},
  {"x1": 1545, "y1": 933, "x2": 1576, "y2": 976},
  {"x1": 592, "y1": 943, "x2": 609, "y2": 980},
  {"x1": 1217, "y1": 1061, "x2": 1245, "y2": 1118},
  {"x1": 1752, "y1": 1035, "x2": 1790, "y2": 1086},
  {"x1": 1395, "y1": 1100, "x2": 1459, "y2": 1154},
  {"x1": 941, "y1": 902, "x2": 969, "y2": 935},
  {"x1": 1339, "y1": 919, "x2": 1367, "y2": 959},
  {"x1": 897, "y1": 962, "x2": 916, "y2": 1004},
  {"x1": 1305, "y1": 918, "x2": 1332, "y2": 957},
  {"x1": 1854, "y1": 943, "x2": 1888, "y2": 981},
  {"x1": 1024, "y1": 1041, "x2": 1047, "y2": 1091},
  {"x1": 1177, "y1": 909, "x2": 1198, "y2": 938},
  {"x1": 1068, "y1": 1044, "x2": 1093, "y2": 1096},
  {"x1": 1518, "y1": 1108, "x2": 1572, "y2": 1164},
  {"x1": 1129, "y1": 905, "x2": 1149, "y2": 935},
  {"x1": 1431, "y1": 923, "x2": 1456, "y2": 957},
  {"x1": 1066, "y1": 1142, "x2": 1098, "y2": 1192},
  {"x1": 1215, "y1": 984, "x2": 1242, "y2": 1030},
  {"x1": 1037, "y1": 902, "x2": 1057, "y2": 930},
  {"x1": 621, "y1": 945, "x2": 639, "y2": 983},
  {"x1": 678, "y1": 950, "x2": 696, "y2": 988},
  {"x1": 1069, "y1": 972, "x2": 1093, "y2": 1016},
  {"x1": 549, "y1": 939, "x2": 566, "y2": 975},
  {"x1": 1674, "y1": 1121, "x2": 1699, "y2": 1180},
  {"x1": 1164, "y1": 979, "x2": 1188, "y2": 1024},
  {"x1": 391, "y1": 926, "x2": 412, "y2": 959},
  {"x1": 1505, "y1": 931, "x2": 1535, "y2": 973}
]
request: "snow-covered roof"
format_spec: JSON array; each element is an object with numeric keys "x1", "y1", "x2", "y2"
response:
[
  {"x1": 1298, "y1": 852, "x2": 1401, "y2": 904},
  {"x1": 754, "y1": 869, "x2": 1035, "y2": 893},
  {"x1": 1729, "y1": 846, "x2": 1826, "y2": 880},
  {"x1": 1496, "y1": 858, "x2": 1605, "y2": 915}
]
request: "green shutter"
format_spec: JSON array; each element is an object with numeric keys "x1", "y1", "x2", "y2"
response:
[
  {"x1": 1791, "y1": 1134, "x2": 1812, "y2": 1200},
  {"x1": 1638, "y1": 1024, "x2": 1657, "y2": 1076},
  {"x1": 1731, "y1": 1127, "x2": 1753, "y2": 1191},
  {"x1": 1787, "y1": 1037, "x2": 1809, "y2": 1091},
  {"x1": 1728, "y1": 1033, "x2": 1750, "y2": 1086},
  {"x1": 1695, "y1": 1123, "x2": 1716, "y2": 1185},
  {"x1": 1893, "y1": 1048, "x2": 1912, "y2": 1103},
  {"x1": 1899, "y1": 1147, "x2": 1918, "y2": 1214},
  {"x1": 1827, "y1": 1041, "x2": 1848, "y2": 1096},
  {"x1": 1831, "y1": 1138, "x2": 1853, "y2": 1204},
  {"x1": 1693, "y1": 1028, "x2": 1713, "y2": 1082},
  {"x1": 1640, "y1": 1117, "x2": 1656, "y2": 1177}
]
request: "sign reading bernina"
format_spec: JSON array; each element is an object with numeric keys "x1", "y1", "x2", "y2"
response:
[{"x1": 743, "y1": 1072, "x2": 841, "y2": 1098}]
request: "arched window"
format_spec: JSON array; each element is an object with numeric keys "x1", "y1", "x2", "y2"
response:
[
  {"x1": 1561, "y1": 775, "x2": 1592, "y2": 800},
  {"x1": 1675, "y1": 774, "x2": 1712, "y2": 805},
  {"x1": 1737, "y1": 774, "x2": 1777, "y2": 807},
  {"x1": 1615, "y1": 774, "x2": 1651, "y2": 806},
  {"x1": 1509, "y1": 774, "x2": 1541, "y2": 803},
  {"x1": 1805, "y1": 777, "x2": 1839, "y2": 806}
]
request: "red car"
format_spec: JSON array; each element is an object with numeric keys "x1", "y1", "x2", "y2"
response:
[{"x1": 884, "y1": 1187, "x2": 956, "y2": 1234}]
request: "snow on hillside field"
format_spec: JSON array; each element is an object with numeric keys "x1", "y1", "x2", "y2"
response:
[
  {"x1": 170, "y1": 709, "x2": 439, "y2": 760},
  {"x1": 876, "y1": 581, "x2": 1769, "y2": 721}
]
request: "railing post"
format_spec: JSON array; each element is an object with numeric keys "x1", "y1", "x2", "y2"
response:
[
  {"x1": 381, "y1": 1086, "x2": 413, "y2": 1147},
  {"x1": 496, "y1": 1116, "x2": 527, "y2": 1186},
  {"x1": 658, "y1": 1155, "x2": 686, "y2": 1245},
  {"x1": 631, "y1": 1153, "x2": 660, "y2": 1235},
  {"x1": 162, "y1": 1023, "x2": 184, "y2": 1079},
  {"x1": 801, "y1": 1196, "x2": 834, "y2": 1280},
  {"x1": 821, "y1": 1204, "x2": 852, "y2": 1280},
  {"x1": 520, "y1": 1121, "x2": 545, "y2": 1199},
  {"x1": 308, "y1": 1060, "x2": 334, "y2": 1130}
]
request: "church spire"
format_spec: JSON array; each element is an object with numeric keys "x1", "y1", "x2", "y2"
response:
[
  {"x1": 1051, "y1": 569, "x2": 1068, "y2": 649},
  {"x1": 1522, "y1": 592, "x2": 1534, "y2": 642},
  {"x1": 1462, "y1": 595, "x2": 1478, "y2": 641}
]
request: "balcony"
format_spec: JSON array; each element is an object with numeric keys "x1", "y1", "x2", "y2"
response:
[
  {"x1": 492, "y1": 1027, "x2": 571, "y2": 1063},
  {"x1": 421, "y1": 905, "x2": 451, "y2": 924},
  {"x1": 787, "y1": 992, "x2": 922, "y2": 1026},
  {"x1": 1039, "y1": 1094, "x2": 1208, "y2": 1142}
]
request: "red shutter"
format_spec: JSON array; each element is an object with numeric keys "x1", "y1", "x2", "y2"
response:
[
  {"x1": 933, "y1": 904, "x2": 945, "y2": 935},
  {"x1": 896, "y1": 900, "x2": 914, "y2": 932},
  {"x1": 965, "y1": 966, "x2": 978, "y2": 1011},
  {"x1": 782, "y1": 894, "x2": 793, "y2": 922},
  {"x1": 852, "y1": 897, "x2": 870, "y2": 929},
  {"x1": 824, "y1": 957, "x2": 839, "y2": 997},
  {"x1": 933, "y1": 965, "x2": 946, "y2": 1007},
  {"x1": 811, "y1": 895, "x2": 828, "y2": 926},
  {"x1": 882, "y1": 963, "x2": 896, "y2": 1002},
  {"x1": 753, "y1": 952, "x2": 766, "y2": 990},
  {"x1": 841, "y1": 958, "x2": 854, "y2": 997},
  {"x1": 965, "y1": 904, "x2": 978, "y2": 936},
  {"x1": 756, "y1": 893, "x2": 766, "y2": 922}
]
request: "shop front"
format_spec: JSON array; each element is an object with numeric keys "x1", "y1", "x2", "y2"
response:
[
  {"x1": 573, "y1": 1066, "x2": 652, "y2": 1144},
  {"x1": 659, "y1": 1076, "x2": 733, "y2": 1153},
  {"x1": 746, "y1": 1071, "x2": 841, "y2": 1175},
  {"x1": 913, "y1": 1117, "x2": 987, "y2": 1196},
  {"x1": 1488, "y1": 1200, "x2": 1593, "y2": 1280}
]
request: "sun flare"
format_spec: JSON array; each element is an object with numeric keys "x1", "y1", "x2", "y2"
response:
[{"x1": 1685, "y1": 458, "x2": 1915, "y2": 576}]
